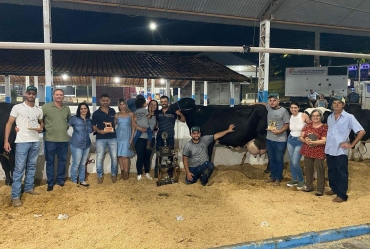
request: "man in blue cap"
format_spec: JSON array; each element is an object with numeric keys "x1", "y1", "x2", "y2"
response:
[
  {"x1": 325, "y1": 96, "x2": 365, "y2": 203},
  {"x1": 183, "y1": 124, "x2": 235, "y2": 186}
]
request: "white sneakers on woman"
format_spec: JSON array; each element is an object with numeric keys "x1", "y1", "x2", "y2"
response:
[{"x1": 137, "y1": 174, "x2": 152, "y2": 181}]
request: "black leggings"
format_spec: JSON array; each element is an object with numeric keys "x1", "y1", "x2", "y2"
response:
[{"x1": 135, "y1": 138, "x2": 153, "y2": 175}]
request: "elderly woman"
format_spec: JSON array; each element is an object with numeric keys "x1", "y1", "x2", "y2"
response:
[
  {"x1": 299, "y1": 109, "x2": 328, "y2": 196},
  {"x1": 286, "y1": 102, "x2": 310, "y2": 189}
]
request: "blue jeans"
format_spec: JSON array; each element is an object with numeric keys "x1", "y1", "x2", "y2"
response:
[
  {"x1": 287, "y1": 135, "x2": 304, "y2": 182},
  {"x1": 45, "y1": 141, "x2": 69, "y2": 186},
  {"x1": 70, "y1": 144, "x2": 90, "y2": 183},
  {"x1": 12, "y1": 142, "x2": 40, "y2": 199},
  {"x1": 266, "y1": 139, "x2": 286, "y2": 181},
  {"x1": 96, "y1": 138, "x2": 118, "y2": 178},
  {"x1": 326, "y1": 154, "x2": 349, "y2": 201},
  {"x1": 133, "y1": 127, "x2": 153, "y2": 144},
  {"x1": 185, "y1": 161, "x2": 215, "y2": 185}
]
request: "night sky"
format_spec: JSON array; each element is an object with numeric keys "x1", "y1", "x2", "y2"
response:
[{"x1": 1, "y1": 3, "x2": 370, "y2": 68}]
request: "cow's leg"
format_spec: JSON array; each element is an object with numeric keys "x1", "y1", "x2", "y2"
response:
[
  {"x1": 264, "y1": 159, "x2": 270, "y2": 174},
  {"x1": 349, "y1": 145, "x2": 355, "y2": 161},
  {"x1": 1, "y1": 153, "x2": 14, "y2": 186},
  {"x1": 358, "y1": 142, "x2": 366, "y2": 161},
  {"x1": 207, "y1": 141, "x2": 216, "y2": 163}
]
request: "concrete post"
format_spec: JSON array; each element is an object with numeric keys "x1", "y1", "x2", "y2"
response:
[
  {"x1": 166, "y1": 79, "x2": 170, "y2": 102},
  {"x1": 230, "y1": 82, "x2": 235, "y2": 107},
  {"x1": 144, "y1": 78, "x2": 148, "y2": 99},
  {"x1": 258, "y1": 19, "x2": 270, "y2": 102},
  {"x1": 43, "y1": 0, "x2": 53, "y2": 103},
  {"x1": 92, "y1": 76, "x2": 97, "y2": 112},
  {"x1": 204, "y1": 81, "x2": 208, "y2": 106},
  {"x1": 151, "y1": 79, "x2": 155, "y2": 100},
  {"x1": 192, "y1": 80, "x2": 195, "y2": 99},
  {"x1": 5, "y1": 75, "x2": 11, "y2": 103},
  {"x1": 34, "y1": 76, "x2": 39, "y2": 106}
]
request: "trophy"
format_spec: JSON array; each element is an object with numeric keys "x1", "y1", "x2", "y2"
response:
[
  {"x1": 28, "y1": 117, "x2": 40, "y2": 130},
  {"x1": 103, "y1": 122, "x2": 114, "y2": 132},
  {"x1": 267, "y1": 120, "x2": 277, "y2": 131}
]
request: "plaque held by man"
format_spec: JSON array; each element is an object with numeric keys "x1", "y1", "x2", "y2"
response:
[
  {"x1": 28, "y1": 118, "x2": 40, "y2": 130},
  {"x1": 103, "y1": 122, "x2": 114, "y2": 132},
  {"x1": 267, "y1": 120, "x2": 277, "y2": 131}
]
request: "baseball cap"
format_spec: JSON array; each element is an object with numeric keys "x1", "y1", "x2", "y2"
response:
[
  {"x1": 268, "y1": 94, "x2": 279, "y2": 99},
  {"x1": 333, "y1": 95, "x2": 345, "y2": 104},
  {"x1": 26, "y1": 85, "x2": 37, "y2": 93},
  {"x1": 190, "y1": 126, "x2": 201, "y2": 133}
]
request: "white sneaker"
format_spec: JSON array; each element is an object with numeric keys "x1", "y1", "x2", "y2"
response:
[
  {"x1": 145, "y1": 173, "x2": 153, "y2": 180},
  {"x1": 137, "y1": 175, "x2": 142, "y2": 181}
]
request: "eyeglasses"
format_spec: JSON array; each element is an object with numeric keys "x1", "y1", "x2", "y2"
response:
[{"x1": 311, "y1": 115, "x2": 321, "y2": 118}]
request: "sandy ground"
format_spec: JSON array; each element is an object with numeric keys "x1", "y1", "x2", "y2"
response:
[{"x1": 1, "y1": 160, "x2": 370, "y2": 249}]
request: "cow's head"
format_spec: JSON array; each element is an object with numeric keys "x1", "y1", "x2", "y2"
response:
[{"x1": 169, "y1": 97, "x2": 196, "y2": 113}]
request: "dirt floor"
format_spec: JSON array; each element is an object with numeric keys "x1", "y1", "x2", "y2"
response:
[{"x1": 1, "y1": 160, "x2": 370, "y2": 249}]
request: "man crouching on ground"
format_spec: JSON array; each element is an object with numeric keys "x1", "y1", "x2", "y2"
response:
[{"x1": 183, "y1": 124, "x2": 235, "y2": 186}]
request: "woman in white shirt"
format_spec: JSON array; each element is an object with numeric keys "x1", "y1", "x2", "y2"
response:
[{"x1": 286, "y1": 102, "x2": 310, "y2": 189}]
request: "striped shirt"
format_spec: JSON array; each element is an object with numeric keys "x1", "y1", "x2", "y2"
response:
[{"x1": 157, "y1": 109, "x2": 178, "y2": 138}]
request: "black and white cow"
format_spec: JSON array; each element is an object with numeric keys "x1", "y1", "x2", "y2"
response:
[
  {"x1": 169, "y1": 98, "x2": 268, "y2": 161},
  {"x1": 0, "y1": 103, "x2": 16, "y2": 186}
]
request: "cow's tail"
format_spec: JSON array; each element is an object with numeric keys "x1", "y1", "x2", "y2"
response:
[{"x1": 240, "y1": 152, "x2": 247, "y2": 166}]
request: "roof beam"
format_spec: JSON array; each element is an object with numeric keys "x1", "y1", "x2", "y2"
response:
[{"x1": 1, "y1": 42, "x2": 370, "y2": 59}]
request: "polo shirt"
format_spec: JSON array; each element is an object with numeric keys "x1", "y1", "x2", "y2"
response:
[
  {"x1": 325, "y1": 110, "x2": 364, "y2": 156},
  {"x1": 91, "y1": 107, "x2": 116, "y2": 140},
  {"x1": 42, "y1": 102, "x2": 71, "y2": 142},
  {"x1": 10, "y1": 102, "x2": 43, "y2": 143},
  {"x1": 157, "y1": 108, "x2": 178, "y2": 138}
]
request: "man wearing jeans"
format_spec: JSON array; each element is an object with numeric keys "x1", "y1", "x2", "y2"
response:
[
  {"x1": 325, "y1": 97, "x2": 365, "y2": 203},
  {"x1": 42, "y1": 89, "x2": 71, "y2": 191},
  {"x1": 155, "y1": 95, "x2": 185, "y2": 178},
  {"x1": 4, "y1": 86, "x2": 44, "y2": 207},
  {"x1": 250, "y1": 95, "x2": 290, "y2": 186},
  {"x1": 183, "y1": 125, "x2": 235, "y2": 186},
  {"x1": 92, "y1": 94, "x2": 118, "y2": 184}
]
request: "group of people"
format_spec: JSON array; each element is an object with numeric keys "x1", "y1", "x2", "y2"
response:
[
  {"x1": 251, "y1": 94, "x2": 365, "y2": 203},
  {"x1": 307, "y1": 89, "x2": 329, "y2": 108},
  {"x1": 4, "y1": 86, "x2": 191, "y2": 207},
  {"x1": 5, "y1": 85, "x2": 365, "y2": 207}
]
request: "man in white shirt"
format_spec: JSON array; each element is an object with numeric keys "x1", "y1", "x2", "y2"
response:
[
  {"x1": 4, "y1": 86, "x2": 44, "y2": 207},
  {"x1": 307, "y1": 89, "x2": 319, "y2": 107}
]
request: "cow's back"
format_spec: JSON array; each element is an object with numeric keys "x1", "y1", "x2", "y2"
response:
[{"x1": 189, "y1": 105, "x2": 267, "y2": 147}]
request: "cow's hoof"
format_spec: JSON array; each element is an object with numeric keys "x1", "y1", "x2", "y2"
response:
[
  {"x1": 5, "y1": 179, "x2": 13, "y2": 186},
  {"x1": 263, "y1": 169, "x2": 270, "y2": 174}
]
